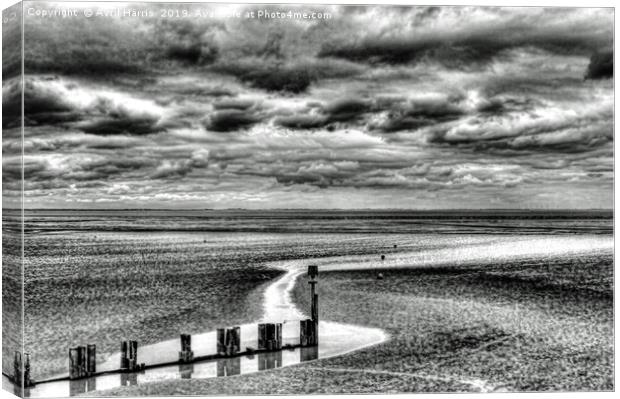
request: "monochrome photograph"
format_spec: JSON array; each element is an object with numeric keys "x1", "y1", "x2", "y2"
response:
[{"x1": 1, "y1": 1, "x2": 614, "y2": 397}]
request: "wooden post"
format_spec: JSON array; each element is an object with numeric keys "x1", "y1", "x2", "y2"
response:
[
  {"x1": 259, "y1": 323, "x2": 283, "y2": 351},
  {"x1": 217, "y1": 328, "x2": 226, "y2": 355},
  {"x1": 308, "y1": 265, "x2": 318, "y2": 280},
  {"x1": 69, "y1": 348, "x2": 80, "y2": 379},
  {"x1": 258, "y1": 324, "x2": 267, "y2": 350},
  {"x1": 23, "y1": 353, "x2": 33, "y2": 387},
  {"x1": 79, "y1": 346, "x2": 87, "y2": 378},
  {"x1": 120, "y1": 341, "x2": 128, "y2": 369},
  {"x1": 308, "y1": 265, "x2": 319, "y2": 346},
  {"x1": 300, "y1": 319, "x2": 316, "y2": 347},
  {"x1": 275, "y1": 323, "x2": 282, "y2": 350},
  {"x1": 128, "y1": 340, "x2": 138, "y2": 371},
  {"x1": 300, "y1": 320, "x2": 307, "y2": 347},
  {"x1": 227, "y1": 327, "x2": 240, "y2": 356},
  {"x1": 266, "y1": 324, "x2": 274, "y2": 351},
  {"x1": 87, "y1": 345, "x2": 96, "y2": 375},
  {"x1": 179, "y1": 334, "x2": 194, "y2": 363},
  {"x1": 13, "y1": 351, "x2": 22, "y2": 385},
  {"x1": 311, "y1": 294, "x2": 319, "y2": 345},
  {"x1": 219, "y1": 327, "x2": 240, "y2": 356}
]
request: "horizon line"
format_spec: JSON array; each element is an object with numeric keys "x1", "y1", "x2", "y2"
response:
[{"x1": 6, "y1": 207, "x2": 614, "y2": 212}]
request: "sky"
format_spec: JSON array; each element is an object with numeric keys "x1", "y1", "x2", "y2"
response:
[{"x1": 1, "y1": 3, "x2": 614, "y2": 209}]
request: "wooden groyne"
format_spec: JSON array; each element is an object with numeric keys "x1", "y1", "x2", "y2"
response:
[{"x1": 7, "y1": 265, "x2": 320, "y2": 388}]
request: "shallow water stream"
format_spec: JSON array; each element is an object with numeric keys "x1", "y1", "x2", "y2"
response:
[{"x1": 6, "y1": 265, "x2": 387, "y2": 397}]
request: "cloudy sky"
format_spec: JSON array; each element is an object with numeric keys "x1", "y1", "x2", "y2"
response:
[{"x1": 2, "y1": 3, "x2": 614, "y2": 209}]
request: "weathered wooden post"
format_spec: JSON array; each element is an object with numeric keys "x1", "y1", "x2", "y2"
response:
[
  {"x1": 275, "y1": 323, "x2": 282, "y2": 349},
  {"x1": 308, "y1": 265, "x2": 319, "y2": 346},
  {"x1": 179, "y1": 334, "x2": 194, "y2": 363},
  {"x1": 217, "y1": 327, "x2": 241, "y2": 356},
  {"x1": 120, "y1": 340, "x2": 141, "y2": 371},
  {"x1": 120, "y1": 341, "x2": 129, "y2": 369},
  {"x1": 300, "y1": 319, "x2": 308, "y2": 347},
  {"x1": 258, "y1": 323, "x2": 283, "y2": 351},
  {"x1": 79, "y1": 346, "x2": 87, "y2": 377},
  {"x1": 226, "y1": 327, "x2": 240, "y2": 356},
  {"x1": 13, "y1": 351, "x2": 22, "y2": 385},
  {"x1": 258, "y1": 324, "x2": 266, "y2": 350},
  {"x1": 23, "y1": 353, "x2": 33, "y2": 387},
  {"x1": 217, "y1": 328, "x2": 226, "y2": 356},
  {"x1": 86, "y1": 344, "x2": 96, "y2": 375},
  {"x1": 69, "y1": 347, "x2": 86, "y2": 380},
  {"x1": 12, "y1": 351, "x2": 34, "y2": 387},
  {"x1": 128, "y1": 340, "x2": 138, "y2": 371}
]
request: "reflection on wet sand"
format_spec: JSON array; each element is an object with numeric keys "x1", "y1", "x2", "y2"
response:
[
  {"x1": 258, "y1": 351, "x2": 282, "y2": 371},
  {"x1": 217, "y1": 358, "x2": 241, "y2": 377},
  {"x1": 179, "y1": 364, "x2": 193, "y2": 379}
]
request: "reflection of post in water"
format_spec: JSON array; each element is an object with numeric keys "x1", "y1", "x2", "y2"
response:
[
  {"x1": 69, "y1": 378, "x2": 86, "y2": 397},
  {"x1": 216, "y1": 357, "x2": 241, "y2": 377},
  {"x1": 179, "y1": 363, "x2": 194, "y2": 379},
  {"x1": 121, "y1": 372, "x2": 138, "y2": 387},
  {"x1": 69, "y1": 377, "x2": 97, "y2": 396},
  {"x1": 300, "y1": 345, "x2": 319, "y2": 362},
  {"x1": 13, "y1": 384, "x2": 31, "y2": 398},
  {"x1": 257, "y1": 351, "x2": 283, "y2": 371},
  {"x1": 87, "y1": 377, "x2": 96, "y2": 392}
]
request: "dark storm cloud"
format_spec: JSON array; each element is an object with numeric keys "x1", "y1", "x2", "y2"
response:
[
  {"x1": 3, "y1": 77, "x2": 81, "y2": 128},
  {"x1": 372, "y1": 96, "x2": 466, "y2": 133},
  {"x1": 5, "y1": 76, "x2": 169, "y2": 135},
  {"x1": 275, "y1": 114, "x2": 329, "y2": 129},
  {"x1": 16, "y1": 155, "x2": 158, "y2": 186},
  {"x1": 211, "y1": 58, "x2": 362, "y2": 93},
  {"x1": 275, "y1": 97, "x2": 373, "y2": 130},
  {"x1": 276, "y1": 95, "x2": 467, "y2": 133},
  {"x1": 585, "y1": 51, "x2": 613, "y2": 80},
  {"x1": 203, "y1": 97, "x2": 265, "y2": 132},
  {"x1": 204, "y1": 109, "x2": 262, "y2": 132},
  {"x1": 475, "y1": 97, "x2": 539, "y2": 115},
  {"x1": 213, "y1": 99, "x2": 256, "y2": 111},
  {"x1": 324, "y1": 98, "x2": 373, "y2": 121},
  {"x1": 76, "y1": 116, "x2": 164, "y2": 136},
  {"x1": 319, "y1": 8, "x2": 612, "y2": 69},
  {"x1": 428, "y1": 117, "x2": 612, "y2": 153}
]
